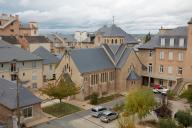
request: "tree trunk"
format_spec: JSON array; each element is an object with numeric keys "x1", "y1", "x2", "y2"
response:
[{"x1": 59, "y1": 99, "x2": 62, "y2": 103}]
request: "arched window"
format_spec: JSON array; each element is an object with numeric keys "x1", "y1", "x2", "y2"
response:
[
  {"x1": 115, "y1": 39, "x2": 117, "y2": 44},
  {"x1": 112, "y1": 39, "x2": 114, "y2": 44}
]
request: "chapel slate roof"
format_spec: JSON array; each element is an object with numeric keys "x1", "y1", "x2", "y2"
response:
[
  {"x1": 70, "y1": 48, "x2": 115, "y2": 73},
  {"x1": 33, "y1": 46, "x2": 60, "y2": 65},
  {"x1": 0, "y1": 78, "x2": 42, "y2": 110},
  {"x1": 127, "y1": 70, "x2": 140, "y2": 80},
  {"x1": 0, "y1": 40, "x2": 42, "y2": 62},
  {"x1": 96, "y1": 24, "x2": 138, "y2": 44},
  {"x1": 25, "y1": 36, "x2": 50, "y2": 43}
]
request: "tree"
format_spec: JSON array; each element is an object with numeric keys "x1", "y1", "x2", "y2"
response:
[
  {"x1": 40, "y1": 76, "x2": 79, "y2": 103},
  {"x1": 157, "y1": 118, "x2": 177, "y2": 128},
  {"x1": 174, "y1": 110, "x2": 192, "y2": 128},
  {"x1": 90, "y1": 92, "x2": 98, "y2": 105},
  {"x1": 144, "y1": 32, "x2": 151, "y2": 43},
  {"x1": 118, "y1": 116, "x2": 136, "y2": 128},
  {"x1": 124, "y1": 87, "x2": 157, "y2": 120},
  {"x1": 180, "y1": 89, "x2": 192, "y2": 105}
]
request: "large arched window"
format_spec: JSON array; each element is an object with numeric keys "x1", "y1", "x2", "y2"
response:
[
  {"x1": 115, "y1": 39, "x2": 117, "y2": 44},
  {"x1": 112, "y1": 39, "x2": 114, "y2": 44}
]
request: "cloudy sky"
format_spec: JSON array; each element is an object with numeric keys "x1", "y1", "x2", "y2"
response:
[{"x1": 0, "y1": 0, "x2": 192, "y2": 34}]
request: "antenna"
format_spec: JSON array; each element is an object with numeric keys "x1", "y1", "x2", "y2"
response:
[{"x1": 112, "y1": 16, "x2": 115, "y2": 24}]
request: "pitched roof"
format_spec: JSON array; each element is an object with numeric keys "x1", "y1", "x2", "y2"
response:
[
  {"x1": 127, "y1": 70, "x2": 140, "y2": 80},
  {"x1": 96, "y1": 24, "x2": 138, "y2": 44},
  {"x1": 57, "y1": 34, "x2": 77, "y2": 43},
  {"x1": 0, "y1": 78, "x2": 42, "y2": 110},
  {"x1": 33, "y1": 46, "x2": 59, "y2": 64},
  {"x1": 25, "y1": 36, "x2": 50, "y2": 44},
  {"x1": 139, "y1": 27, "x2": 188, "y2": 50},
  {"x1": 1, "y1": 36, "x2": 19, "y2": 44},
  {"x1": 70, "y1": 48, "x2": 115, "y2": 73},
  {"x1": 0, "y1": 40, "x2": 42, "y2": 62}
]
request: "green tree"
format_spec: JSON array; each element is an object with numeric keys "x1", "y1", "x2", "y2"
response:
[
  {"x1": 180, "y1": 89, "x2": 192, "y2": 105},
  {"x1": 174, "y1": 110, "x2": 192, "y2": 128},
  {"x1": 157, "y1": 118, "x2": 177, "y2": 128},
  {"x1": 40, "y1": 76, "x2": 79, "y2": 103},
  {"x1": 90, "y1": 92, "x2": 98, "y2": 105},
  {"x1": 144, "y1": 32, "x2": 151, "y2": 43},
  {"x1": 124, "y1": 87, "x2": 157, "y2": 120}
]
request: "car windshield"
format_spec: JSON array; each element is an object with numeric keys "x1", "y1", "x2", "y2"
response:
[{"x1": 91, "y1": 108, "x2": 97, "y2": 112}]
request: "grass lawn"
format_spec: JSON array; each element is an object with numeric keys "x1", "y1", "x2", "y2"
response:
[
  {"x1": 95, "y1": 94, "x2": 122, "y2": 105},
  {"x1": 43, "y1": 102, "x2": 83, "y2": 117}
]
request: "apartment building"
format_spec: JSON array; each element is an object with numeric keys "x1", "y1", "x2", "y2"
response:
[
  {"x1": 138, "y1": 18, "x2": 192, "y2": 93},
  {"x1": 0, "y1": 13, "x2": 38, "y2": 36},
  {"x1": 95, "y1": 24, "x2": 139, "y2": 46},
  {"x1": 33, "y1": 46, "x2": 60, "y2": 81},
  {"x1": 0, "y1": 40, "x2": 43, "y2": 89},
  {"x1": 63, "y1": 43, "x2": 143, "y2": 100}
]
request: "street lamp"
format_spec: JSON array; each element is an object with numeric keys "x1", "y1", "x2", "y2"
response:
[{"x1": 10, "y1": 59, "x2": 29, "y2": 128}]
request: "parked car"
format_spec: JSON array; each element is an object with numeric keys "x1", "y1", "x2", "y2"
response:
[
  {"x1": 100, "y1": 111, "x2": 118, "y2": 123},
  {"x1": 91, "y1": 106, "x2": 107, "y2": 118},
  {"x1": 153, "y1": 85, "x2": 169, "y2": 95}
]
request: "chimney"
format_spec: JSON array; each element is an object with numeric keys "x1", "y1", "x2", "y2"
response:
[{"x1": 159, "y1": 26, "x2": 172, "y2": 34}]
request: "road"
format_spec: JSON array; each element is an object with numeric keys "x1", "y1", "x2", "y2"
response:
[{"x1": 33, "y1": 97, "x2": 125, "y2": 128}]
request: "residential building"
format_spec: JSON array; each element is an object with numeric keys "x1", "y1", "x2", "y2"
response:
[
  {"x1": 63, "y1": 43, "x2": 143, "y2": 100},
  {"x1": 33, "y1": 46, "x2": 60, "y2": 81},
  {"x1": 0, "y1": 78, "x2": 42, "y2": 127},
  {"x1": 24, "y1": 36, "x2": 51, "y2": 52},
  {"x1": 138, "y1": 18, "x2": 192, "y2": 94},
  {"x1": 0, "y1": 40, "x2": 43, "y2": 89},
  {"x1": 0, "y1": 13, "x2": 38, "y2": 36},
  {"x1": 95, "y1": 24, "x2": 139, "y2": 46}
]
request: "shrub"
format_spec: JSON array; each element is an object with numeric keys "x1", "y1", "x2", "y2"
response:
[
  {"x1": 90, "y1": 92, "x2": 98, "y2": 105},
  {"x1": 174, "y1": 110, "x2": 192, "y2": 127},
  {"x1": 157, "y1": 118, "x2": 177, "y2": 128},
  {"x1": 118, "y1": 116, "x2": 136, "y2": 128},
  {"x1": 167, "y1": 90, "x2": 175, "y2": 100},
  {"x1": 180, "y1": 89, "x2": 192, "y2": 104},
  {"x1": 154, "y1": 104, "x2": 172, "y2": 118}
]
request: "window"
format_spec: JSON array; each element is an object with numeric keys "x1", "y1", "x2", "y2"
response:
[
  {"x1": 159, "y1": 79, "x2": 163, "y2": 86},
  {"x1": 109, "y1": 71, "x2": 115, "y2": 81},
  {"x1": 160, "y1": 51, "x2": 164, "y2": 60},
  {"x1": 1, "y1": 64, "x2": 3, "y2": 68},
  {"x1": 178, "y1": 67, "x2": 183, "y2": 75},
  {"x1": 22, "y1": 62, "x2": 24, "y2": 66},
  {"x1": 23, "y1": 73, "x2": 25, "y2": 76},
  {"x1": 11, "y1": 74, "x2": 17, "y2": 81},
  {"x1": 159, "y1": 65, "x2": 164, "y2": 73},
  {"x1": 149, "y1": 50, "x2": 152, "y2": 57},
  {"x1": 115, "y1": 39, "x2": 117, "y2": 44},
  {"x1": 91, "y1": 74, "x2": 99, "y2": 85},
  {"x1": 53, "y1": 74, "x2": 56, "y2": 80},
  {"x1": 10, "y1": 29, "x2": 14, "y2": 32},
  {"x1": 168, "y1": 66, "x2": 173, "y2": 74},
  {"x1": 2, "y1": 75, "x2": 4, "y2": 78},
  {"x1": 32, "y1": 83, "x2": 37, "y2": 88},
  {"x1": 0, "y1": 21, "x2": 1, "y2": 26},
  {"x1": 22, "y1": 106, "x2": 32, "y2": 118},
  {"x1": 168, "y1": 52, "x2": 173, "y2": 60},
  {"x1": 178, "y1": 52, "x2": 184, "y2": 61},
  {"x1": 179, "y1": 38, "x2": 184, "y2": 47},
  {"x1": 148, "y1": 63, "x2": 152, "y2": 73},
  {"x1": 32, "y1": 73, "x2": 37, "y2": 80},
  {"x1": 50, "y1": 65, "x2": 52, "y2": 70},
  {"x1": 161, "y1": 38, "x2": 165, "y2": 46},
  {"x1": 111, "y1": 39, "x2": 114, "y2": 44},
  {"x1": 11, "y1": 63, "x2": 16, "y2": 72},
  {"x1": 32, "y1": 61, "x2": 36, "y2": 68},
  {"x1": 170, "y1": 38, "x2": 174, "y2": 47}
]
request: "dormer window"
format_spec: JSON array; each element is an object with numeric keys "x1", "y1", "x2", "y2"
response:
[
  {"x1": 179, "y1": 38, "x2": 184, "y2": 47},
  {"x1": 160, "y1": 38, "x2": 165, "y2": 46},
  {"x1": 170, "y1": 38, "x2": 174, "y2": 47}
]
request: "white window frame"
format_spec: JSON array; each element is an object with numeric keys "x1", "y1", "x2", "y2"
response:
[
  {"x1": 161, "y1": 38, "x2": 165, "y2": 46},
  {"x1": 160, "y1": 51, "x2": 164, "y2": 60},
  {"x1": 168, "y1": 66, "x2": 173, "y2": 74},
  {"x1": 179, "y1": 38, "x2": 184, "y2": 47},
  {"x1": 22, "y1": 106, "x2": 33, "y2": 119},
  {"x1": 168, "y1": 52, "x2": 173, "y2": 60},
  {"x1": 170, "y1": 38, "x2": 174, "y2": 47},
  {"x1": 178, "y1": 67, "x2": 183, "y2": 75},
  {"x1": 178, "y1": 52, "x2": 184, "y2": 61},
  {"x1": 159, "y1": 65, "x2": 164, "y2": 73}
]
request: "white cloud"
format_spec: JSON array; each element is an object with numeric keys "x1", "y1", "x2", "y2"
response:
[{"x1": 4, "y1": 0, "x2": 192, "y2": 33}]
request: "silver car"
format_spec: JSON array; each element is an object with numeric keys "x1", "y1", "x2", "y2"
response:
[
  {"x1": 91, "y1": 106, "x2": 107, "y2": 118},
  {"x1": 100, "y1": 111, "x2": 118, "y2": 123}
]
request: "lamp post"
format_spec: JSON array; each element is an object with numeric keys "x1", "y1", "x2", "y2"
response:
[{"x1": 10, "y1": 59, "x2": 29, "y2": 128}]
